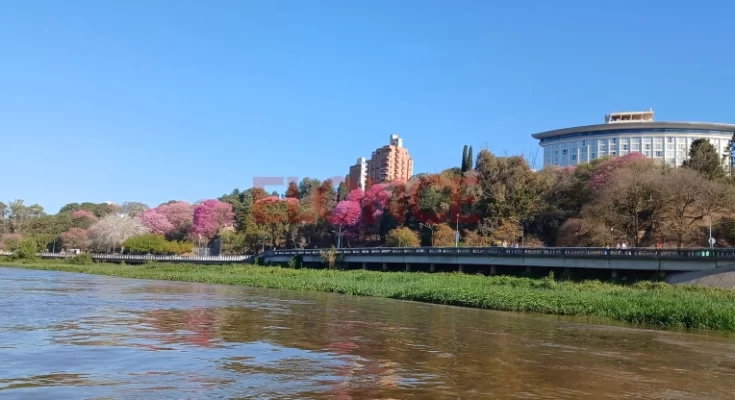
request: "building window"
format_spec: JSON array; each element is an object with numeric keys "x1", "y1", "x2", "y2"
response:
[
  {"x1": 571, "y1": 155, "x2": 577, "y2": 161},
  {"x1": 591, "y1": 153, "x2": 596, "y2": 158},
  {"x1": 644, "y1": 144, "x2": 651, "y2": 150},
  {"x1": 655, "y1": 151, "x2": 663, "y2": 157},
  {"x1": 622, "y1": 144, "x2": 628, "y2": 150},
  {"x1": 582, "y1": 140, "x2": 586, "y2": 146},
  {"x1": 562, "y1": 149, "x2": 567, "y2": 155}
]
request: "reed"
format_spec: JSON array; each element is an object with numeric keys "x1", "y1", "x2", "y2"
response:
[{"x1": 4, "y1": 260, "x2": 735, "y2": 331}]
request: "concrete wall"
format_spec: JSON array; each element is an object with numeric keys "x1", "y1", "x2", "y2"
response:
[
  {"x1": 666, "y1": 265, "x2": 735, "y2": 289},
  {"x1": 261, "y1": 252, "x2": 720, "y2": 272}
]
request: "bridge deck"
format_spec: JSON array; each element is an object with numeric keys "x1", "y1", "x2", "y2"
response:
[{"x1": 260, "y1": 247, "x2": 735, "y2": 273}]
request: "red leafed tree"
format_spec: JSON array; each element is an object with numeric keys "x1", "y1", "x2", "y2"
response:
[
  {"x1": 251, "y1": 188, "x2": 269, "y2": 202},
  {"x1": 386, "y1": 181, "x2": 408, "y2": 224},
  {"x1": 284, "y1": 197, "x2": 302, "y2": 224},
  {"x1": 285, "y1": 182, "x2": 299, "y2": 199},
  {"x1": 191, "y1": 200, "x2": 235, "y2": 241},
  {"x1": 138, "y1": 209, "x2": 175, "y2": 235},
  {"x1": 253, "y1": 196, "x2": 297, "y2": 247}
]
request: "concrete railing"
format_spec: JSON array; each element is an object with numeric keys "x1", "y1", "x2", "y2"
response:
[
  {"x1": 35, "y1": 253, "x2": 253, "y2": 263},
  {"x1": 262, "y1": 247, "x2": 734, "y2": 259}
]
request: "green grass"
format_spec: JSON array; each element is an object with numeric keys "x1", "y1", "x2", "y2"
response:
[{"x1": 3, "y1": 259, "x2": 735, "y2": 331}]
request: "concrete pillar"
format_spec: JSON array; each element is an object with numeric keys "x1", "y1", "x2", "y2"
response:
[
  {"x1": 458, "y1": 264, "x2": 464, "y2": 273},
  {"x1": 382, "y1": 262, "x2": 388, "y2": 271},
  {"x1": 405, "y1": 263, "x2": 411, "y2": 272},
  {"x1": 362, "y1": 262, "x2": 368, "y2": 270},
  {"x1": 611, "y1": 269, "x2": 618, "y2": 278},
  {"x1": 430, "y1": 263, "x2": 436, "y2": 273},
  {"x1": 490, "y1": 265, "x2": 497, "y2": 275}
]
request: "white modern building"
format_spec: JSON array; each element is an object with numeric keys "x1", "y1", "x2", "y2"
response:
[{"x1": 532, "y1": 109, "x2": 735, "y2": 167}]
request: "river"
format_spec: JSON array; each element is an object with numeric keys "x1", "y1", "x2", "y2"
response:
[{"x1": 1, "y1": 267, "x2": 734, "y2": 399}]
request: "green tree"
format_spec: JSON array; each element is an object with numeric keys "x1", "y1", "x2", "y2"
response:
[
  {"x1": 337, "y1": 181, "x2": 348, "y2": 201},
  {"x1": 385, "y1": 227, "x2": 420, "y2": 247},
  {"x1": 15, "y1": 238, "x2": 39, "y2": 260},
  {"x1": 298, "y1": 177, "x2": 321, "y2": 199},
  {"x1": 723, "y1": 132, "x2": 735, "y2": 180},
  {"x1": 475, "y1": 150, "x2": 549, "y2": 228},
  {"x1": 461, "y1": 145, "x2": 469, "y2": 172},
  {"x1": 467, "y1": 146, "x2": 473, "y2": 170},
  {"x1": 123, "y1": 234, "x2": 169, "y2": 254},
  {"x1": 682, "y1": 138, "x2": 725, "y2": 180},
  {"x1": 7, "y1": 200, "x2": 45, "y2": 234},
  {"x1": 219, "y1": 231, "x2": 246, "y2": 255}
]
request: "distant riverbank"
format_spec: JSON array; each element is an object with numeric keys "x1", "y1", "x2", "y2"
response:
[{"x1": 3, "y1": 260, "x2": 735, "y2": 331}]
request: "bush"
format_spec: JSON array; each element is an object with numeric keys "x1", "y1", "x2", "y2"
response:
[
  {"x1": 14, "y1": 238, "x2": 39, "y2": 261},
  {"x1": 432, "y1": 224, "x2": 456, "y2": 247},
  {"x1": 123, "y1": 234, "x2": 168, "y2": 254},
  {"x1": 319, "y1": 246, "x2": 340, "y2": 269},
  {"x1": 385, "y1": 227, "x2": 420, "y2": 247},
  {"x1": 165, "y1": 240, "x2": 192, "y2": 255},
  {"x1": 66, "y1": 253, "x2": 93, "y2": 265}
]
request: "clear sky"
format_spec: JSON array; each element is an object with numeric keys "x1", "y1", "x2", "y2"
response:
[{"x1": 2, "y1": 0, "x2": 734, "y2": 213}]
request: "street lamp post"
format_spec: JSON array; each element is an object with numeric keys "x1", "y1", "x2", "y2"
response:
[
  {"x1": 455, "y1": 213, "x2": 460, "y2": 248},
  {"x1": 708, "y1": 216, "x2": 714, "y2": 249},
  {"x1": 337, "y1": 225, "x2": 342, "y2": 249},
  {"x1": 419, "y1": 223, "x2": 434, "y2": 246},
  {"x1": 610, "y1": 227, "x2": 614, "y2": 247}
]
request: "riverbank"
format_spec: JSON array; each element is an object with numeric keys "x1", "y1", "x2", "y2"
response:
[{"x1": 3, "y1": 260, "x2": 735, "y2": 331}]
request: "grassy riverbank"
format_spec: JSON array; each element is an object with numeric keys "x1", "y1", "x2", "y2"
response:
[{"x1": 3, "y1": 260, "x2": 735, "y2": 331}]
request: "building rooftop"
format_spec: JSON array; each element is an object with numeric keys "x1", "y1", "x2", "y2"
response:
[{"x1": 605, "y1": 109, "x2": 654, "y2": 124}]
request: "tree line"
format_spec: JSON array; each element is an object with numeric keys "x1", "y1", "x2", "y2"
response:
[{"x1": 2, "y1": 138, "x2": 735, "y2": 255}]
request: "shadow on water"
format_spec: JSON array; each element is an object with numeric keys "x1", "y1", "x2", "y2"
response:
[{"x1": 1, "y1": 267, "x2": 734, "y2": 399}]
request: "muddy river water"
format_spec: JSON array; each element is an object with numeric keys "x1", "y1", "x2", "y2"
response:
[{"x1": 1, "y1": 267, "x2": 734, "y2": 399}]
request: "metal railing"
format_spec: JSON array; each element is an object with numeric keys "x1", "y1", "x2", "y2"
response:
[
  {"x1": 261, "y1": 247, "x2": 735, "y2": 259},
  {"x1": 35, "y1": 253, "x2": 253, "y2": 262}
]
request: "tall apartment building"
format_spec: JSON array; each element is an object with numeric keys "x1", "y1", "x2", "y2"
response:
[
  {"x1": 348, "y1": 134, "x2": 414, "y2": 190},
  {"x1": 348, "y1": 157, "x2": 367, "y2": 191}
]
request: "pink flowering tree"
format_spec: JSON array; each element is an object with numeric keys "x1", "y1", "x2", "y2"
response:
[
  {"x1": 331, "y1": 200, "x2": 362, "y2": 245},
  {"x1": 191, "y1": 200, "x2": 235, "y2": 243},
  {"x1": 156, "y1": 201, "x2": 194, "y2": 235},
  {"x1": 72, "y1": 210, "x2": 97, "y2": 220},
  {"x1": 71, "y1": 210, "x2": 98, "y2": 229},
  {"x1": 138, "y1": 209, "x2": 175, "y2": 235},
  {"x1": 61, "y1": 228, "x2": 90, "y2": 250},
  {"x1": 346, "y1": 188, "x2": 365, "y2": 203},
  {"x1": 590, "y1": 152, "x2": 646, "y2": 188},
  {"x1": 363, "y1": 183, "x2": 393, "y2": 225},
  {"x1": 0, "y1": 233, "x2": 22, "y2": 250}
]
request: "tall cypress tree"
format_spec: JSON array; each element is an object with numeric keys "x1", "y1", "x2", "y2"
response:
[
  {"x1": 467, "y1": 146, "x2": 474, "y2": 170},
  {"x1": 461, "y1": 145, "x2": 468, "y2": 172},
  {"x1": 682, "y1": 138, "x2": 725, "y2": 180}
]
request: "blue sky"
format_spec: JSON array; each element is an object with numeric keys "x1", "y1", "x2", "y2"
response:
[{"x1": 1, "y1": 0, "x2": 734, "y2": 213}]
